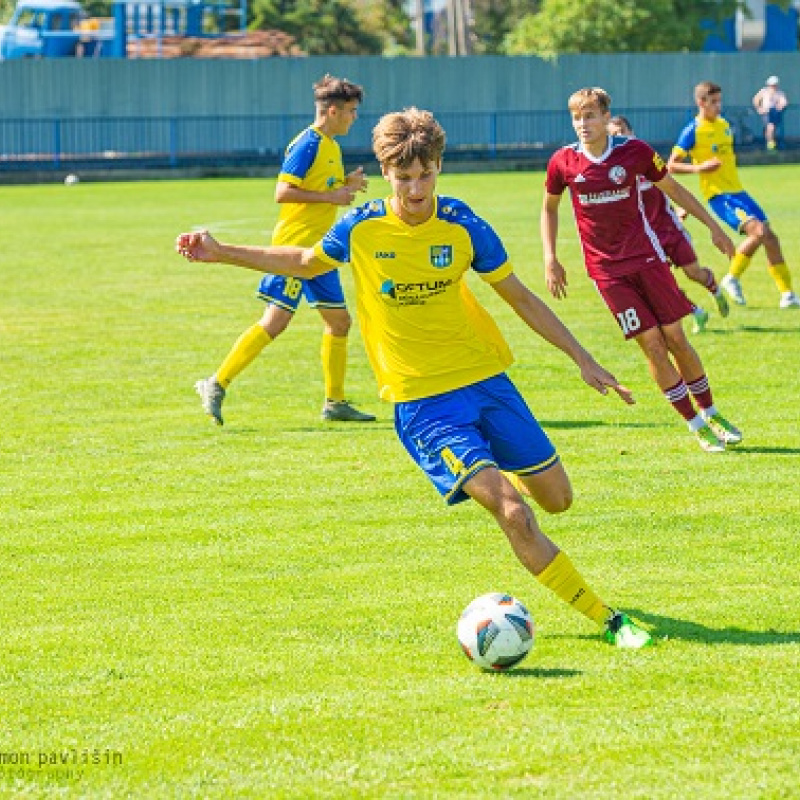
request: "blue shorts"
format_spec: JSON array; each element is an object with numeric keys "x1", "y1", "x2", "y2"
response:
[
  {"x1": 709, "y1": 192, "x2": 767, "y2": 234},
  {"x1": 257, "y1": 271, "x2": 346, "y2": 313},
  {"x1": 394, "y1": 374, "x2": 559, "y2": 506},
  {"x1": 767, "y1": 109, "x2": 783, "y2": 126}
]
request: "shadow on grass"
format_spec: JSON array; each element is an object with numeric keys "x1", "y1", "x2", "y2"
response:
[
  {"x1": 692, "y1": 325, "x2": 799, "y2": 336},
  {"x1": 727, "y1": 445, "x2": 800, "y2": 455},
  {"x1": 627, "y1": 608, "x2": 800, "y2": 646},
  {"x1": 539, "y1": 420, "x2": 665, "y2": 430},
  {"x1": 738, "y1": 325, "x2": 800, "y2": 334},
  {"x1": 488, "y1": 667, "x2": 582, "y2": 679},
  {"x1": 289, "y1": 423, "x2": 395, "y2": 435}
]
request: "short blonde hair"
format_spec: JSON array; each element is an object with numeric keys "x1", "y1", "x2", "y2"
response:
[
  {"x1": 372, "y1": 108, "x2": 446, "y2": 169},
  {"x1": 568, "y1": 87, "x2": 612, "y2": 114}
]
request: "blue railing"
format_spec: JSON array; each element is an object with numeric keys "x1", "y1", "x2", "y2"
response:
[{"x1": 0, "y1": 106, "x2": 796, "y2": 172}]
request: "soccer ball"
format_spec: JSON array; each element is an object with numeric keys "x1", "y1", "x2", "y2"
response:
[
  {"x1": 64, "y1": 174, "x2": 80, "y2": 185},
  {"x1": 457, "y1": 593, "x2": 535, "y2": 671}
]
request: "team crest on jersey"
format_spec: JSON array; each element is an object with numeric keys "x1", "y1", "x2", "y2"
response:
[
  {"x1": 430, "y1": 245, "x2": 453, "y2": 268},
  {"x1": 608, "y1": 165, "x2": 627, "y2": 185}
]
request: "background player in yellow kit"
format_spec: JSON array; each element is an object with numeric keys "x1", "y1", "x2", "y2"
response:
[
  {"x1": 177, "y1": 107, "x2": 653, "y2": 649},
  {"x1": 668, "y1": 81, "x2": 799, "y2": 310},
  {"x1": 194, "y1": 74, "x2": 376, "y2": 426}
]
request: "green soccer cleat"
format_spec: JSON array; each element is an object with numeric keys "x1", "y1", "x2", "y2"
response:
[
  {"x1": 604, "y1": 612, "x2": 653, "y2": 649},
  {"x1": 694, "y1": 424, "x2": 725, "y2": 453},
  {"x1": 195, "y1": 377, "x2": 226, "y2": 426},
  {"x1": 706, "y1": 412, "x2": 742, "y2": 446},
  {"x1": 691, "y1": 306, "x2": 709, "y2": 334},
  {"x1": 321, "y1": 400, "x2": 376, "y2": 423},
  {"x1": 714, "y1": 289, "x2": 730, "y2": 318}
]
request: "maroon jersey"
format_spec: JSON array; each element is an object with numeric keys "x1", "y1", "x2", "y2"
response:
[
  {"x1": 639, "y1": 177, "x2": 684, "y2": 239},
  {"x1": 638, "y1": 177, "x2": 697, "y2": 269},
  {"x1": 545, "y1": 136, "x2": 669, "y2": 280}
]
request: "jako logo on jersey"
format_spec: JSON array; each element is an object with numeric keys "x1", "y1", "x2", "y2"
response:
[
  {"x1": 430, "y1": 245, "x2": 453, "y2": 268},
  {"x1": 326, "y1": 177, "x2": 337, "y2": 187},
  {"x1": 374, "y1": 251, "x2": 396, "y2": 259},
  {"x1": 608, "y1": 166, "x2": 627, "y2": 185}
]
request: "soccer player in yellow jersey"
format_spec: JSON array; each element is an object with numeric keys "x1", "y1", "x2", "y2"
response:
[
  {"x1": 668, "y1": 80, "x2": 799, "y2": 309},
  {"x1": 177, "y1": 108, "x2": 654, "y2": 648},
  {"x1": 194, "y1": 74, "x2": 376, "y2": 426}
]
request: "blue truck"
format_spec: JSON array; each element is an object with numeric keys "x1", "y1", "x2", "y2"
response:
[
  {"x1": 0, "y1": 0, "x2": 115, "y2": 59},
  {"x1": 0, "y1": 0, "x2": 248, "y2": 59}
]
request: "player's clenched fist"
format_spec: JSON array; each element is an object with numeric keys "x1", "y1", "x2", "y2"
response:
[{"x1": 176, "y1": 230, "x2": 220, "y2": 262}]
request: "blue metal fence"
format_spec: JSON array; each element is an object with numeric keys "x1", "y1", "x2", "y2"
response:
[{"x1": 0, "y1": 106, "x2": 796, "y2": 172}]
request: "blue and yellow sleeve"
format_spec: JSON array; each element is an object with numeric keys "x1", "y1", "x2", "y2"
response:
[
  {"x1": 672, "y1": 120, "x2": 697, "y2": 159},
  {"x1": 278, "y1": 128, "x2": 321, "y2": 185}
]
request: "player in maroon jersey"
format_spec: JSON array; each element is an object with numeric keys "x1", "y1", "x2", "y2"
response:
[
  {"x1": 607, "y1": 115, "x2": 730, "y2": 334},
  {"x1": 542, "y1": 87, "x2": 742, "y2": 453}
]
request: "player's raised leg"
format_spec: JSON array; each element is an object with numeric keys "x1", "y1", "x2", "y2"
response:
[
  {"x1": 464, "y1": 467, "x2": 652, "y2": 649},
  {"x1": 681, "y1": 262, "x2": 729, "y2": 319},
  {"x1": 196, "y1": 299, "x2": 290, "y2": 426}
]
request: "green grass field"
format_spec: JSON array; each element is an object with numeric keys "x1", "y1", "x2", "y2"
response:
[{"x1": 2, "y1": 166, "x2": 799, "y2": 798}]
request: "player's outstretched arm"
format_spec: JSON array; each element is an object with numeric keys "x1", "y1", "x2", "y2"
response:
[
  {"x1": 492, "y1": 274, "x2": 634, "y2": 405},
  {"x1": 655, "y1": 175, "x2": 735, "y2": 258},
  {"x1": 175, "y1": 230, "x2": 330, "y2": 278},
  {"x1": 541, "y1": 193, "x2": 568, "y2": 299}
]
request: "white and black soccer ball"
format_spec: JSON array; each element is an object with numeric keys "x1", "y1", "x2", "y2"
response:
[{"x1": 457, "y1": 593, "x2": 535, "y2": 671}]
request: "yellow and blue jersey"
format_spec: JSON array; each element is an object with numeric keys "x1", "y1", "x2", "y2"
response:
[
  {"x1": 273, "y1": 125, "x2": 345, "y2": 247},
  {"x1": 672, "y1": 115, "x2": 744, "y2": 200},
  {"x1": 313, "y1": 196, "x2": 515, "y2": 403}
]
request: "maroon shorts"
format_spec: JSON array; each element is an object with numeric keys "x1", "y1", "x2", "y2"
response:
[
  {"x1": 655, "y1": 224, "x2": 697, "y2": 269},
  {"x1": 594, "y1": 261, "x2": 694, "y2": 339}
]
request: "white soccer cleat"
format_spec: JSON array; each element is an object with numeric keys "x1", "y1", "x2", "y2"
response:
[
  {"x1": 195, "y1": 377, "x2": 226, "y2": 426},
  {"x1": 779, "y1": 291, "x2": 800, "y2": 308},
  {"x1": 721, "y1": 274, "x2": 746, "y2": 306}
]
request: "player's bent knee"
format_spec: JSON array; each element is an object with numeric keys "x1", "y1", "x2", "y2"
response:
[
  {"x1": 321, "y1": 310, "x2": 352, "y2": 337},
  {"x1": 501, "y1": 497, "x2": 538, "y2": 535},
  {"x1": 537, "y1": 486, "x2": 573, "y2": 514},
  {"x1": 260, "y1": 307, "x2": 293, "y2": 338}
]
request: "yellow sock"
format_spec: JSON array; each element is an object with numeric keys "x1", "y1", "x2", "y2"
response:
[
  {"x1": 322, "y1": 333, "x2": 347, "y2": 402},
  {"x1": 729, "y1": 252, "x2": 751, "y2": 279},
  {"x1": 536, "y1": 551, "x2": 612, "y2": 627},
  {"x1": 216, "y1": 324, "x2": 272, "y2": 389},
  {"x1": 768, "y1": 262, "x2": 792, "y2": 293}
]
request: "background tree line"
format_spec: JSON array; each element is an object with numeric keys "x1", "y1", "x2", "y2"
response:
[{"x1": 0, "y1": 0, "x2": 767, "y2": 56}]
